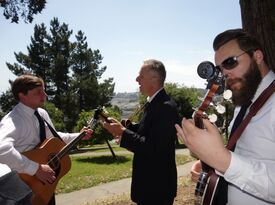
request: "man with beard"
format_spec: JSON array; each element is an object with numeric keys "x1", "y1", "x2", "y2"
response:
[{"x1": 175, "y1": 28, "x2": 275, "y2": 204}]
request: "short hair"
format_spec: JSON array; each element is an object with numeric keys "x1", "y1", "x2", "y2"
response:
[
  {"x1": 143, "y1": 59, "x2": 166, "y2": 85},
  {"x1": 213, "y1": 29, "x2": 263, "y2": 58},
  {"x1": 12, "y1": 74, "x2": 44, "y2": 101}
]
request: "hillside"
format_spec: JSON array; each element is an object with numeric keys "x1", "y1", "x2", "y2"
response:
[{"x1": 111, "y1": 92, "x2": 140, "y2": 118}]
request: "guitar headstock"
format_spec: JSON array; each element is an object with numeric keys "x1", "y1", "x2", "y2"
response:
[
  {"x1": 94, "y1": 106, "x2": 111, "y2": 123},
  {"x1": 194, "y1": 61, "x2": 225, "y2": 129},
  {"x1": 86, "y1": 106, "x2": 111, "y2": 129},
  {"x1": 197, "y1": 61, "x2": 225, "y2": 94}
]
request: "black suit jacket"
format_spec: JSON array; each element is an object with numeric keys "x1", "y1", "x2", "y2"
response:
[{"x1": 120, "y1": 89, "x2": 179, "y2": 203}]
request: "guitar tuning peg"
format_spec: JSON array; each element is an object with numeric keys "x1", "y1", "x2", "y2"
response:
[
  {"x1": 216, "y1": 104, "x2": 226, "y2": 114},
  {"x1": 223, "y1": 89, "x2": 232, "y2": 100},
  {"x1": 208, "y1": 113, "x2": 217, "y2": 123}
]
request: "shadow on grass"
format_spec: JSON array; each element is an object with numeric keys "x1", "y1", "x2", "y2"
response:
[
  {"x1": 75, "y1": 155, "x2": 131, "y2": 165},
  {"x1": 69, "y1": 146, "x2": 111, "y2": 155}
]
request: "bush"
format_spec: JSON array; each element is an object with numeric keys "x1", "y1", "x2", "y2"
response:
[{"x1": 75, "y1": 106, "x2": 122, "y2": 146}]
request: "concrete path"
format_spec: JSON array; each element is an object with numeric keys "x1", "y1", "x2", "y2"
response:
[{"x1": 56, "y1": 149, "x2": 195, "y2": 205}]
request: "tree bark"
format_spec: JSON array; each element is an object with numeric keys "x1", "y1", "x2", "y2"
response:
[{"x1": 240, "y1": 0, "x2": 275, "y2": 71}]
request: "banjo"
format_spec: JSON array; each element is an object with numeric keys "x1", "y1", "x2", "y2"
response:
[{"x1": 193, "y1": 61, "x2": 225, "y2": 205}]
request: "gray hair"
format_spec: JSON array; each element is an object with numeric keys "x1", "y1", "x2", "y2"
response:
[{"x1": 143, "y1": 59, "x2": 166, "y2": 85}]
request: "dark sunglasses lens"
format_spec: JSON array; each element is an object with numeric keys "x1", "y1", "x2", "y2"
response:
[{"x1": 222, "y1": 57, "x2": 238, "y2": 70}]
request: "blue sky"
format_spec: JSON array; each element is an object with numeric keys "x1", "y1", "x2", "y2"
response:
[{"x1": 0, "y1": 0, "x2": 241, "y2": 93}]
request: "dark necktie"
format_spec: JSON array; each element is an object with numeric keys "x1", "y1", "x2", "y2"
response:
[
  {"x1": 229, "y1": 101, "x2": 252, "y2": 151},
  {"x1": 34, "y1": 110, "x2": 46, "y2": 142},
  {"x1": 143, "y1": 101, "x2": 149, "y2": 111}
]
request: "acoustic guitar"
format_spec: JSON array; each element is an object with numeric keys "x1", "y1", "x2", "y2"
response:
[
  {"x1": 193, "y1": 61, "x2": 225, "y2": 205},
  {"x1": 19, "y1": 107, "x2": 108, "y2": 205}
]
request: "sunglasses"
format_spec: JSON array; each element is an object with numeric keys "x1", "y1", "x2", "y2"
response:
[{"x1": 216, "y1": 50, "x2": 251, "y2": 70}]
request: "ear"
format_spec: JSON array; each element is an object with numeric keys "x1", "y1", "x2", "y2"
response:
[
  {"x1": 18, "y1": 92, "x2": 26, "y2": 101},
  {"x1": 253, "y1": 49, "x2": 264, "y2": 64}
]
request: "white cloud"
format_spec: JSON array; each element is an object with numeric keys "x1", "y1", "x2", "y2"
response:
[{"x1": 164, "y1": 59, "x2": 208, "y2": 89}]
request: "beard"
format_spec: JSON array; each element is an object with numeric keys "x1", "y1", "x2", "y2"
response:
[{"x1": 228, "y1": 60, "x2": 262, "y2": 106}]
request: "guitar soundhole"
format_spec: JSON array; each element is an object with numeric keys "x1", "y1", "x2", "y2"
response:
[
  {"x1": 48, "y1": 153, "x2": 61, "y2": 176},
  {"x1": 194, "y1": 171, "x2": 208, "y2": 205}
]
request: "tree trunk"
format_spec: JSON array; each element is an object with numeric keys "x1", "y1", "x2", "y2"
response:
[{"x1": 240, "y1": 0, "x2": 275, "y2": 72}]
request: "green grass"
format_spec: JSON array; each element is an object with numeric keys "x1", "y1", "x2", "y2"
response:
[
  {"x1": 56, "y1": 154, "x2": 133, "y2": 194},
  {"x1": 70, "y1": 143, "x2": 129, "y2": 154},
  {"x1": 56, "y1": 146, "x2": 193, "y2": 194}
]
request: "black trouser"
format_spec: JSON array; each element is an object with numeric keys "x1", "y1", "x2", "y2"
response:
[
  {"x1": 137, "y1": 197, "x2": 174, "y2": 205},
  {"x1": 48, "y1": 193, "x2": 56, "y2": 205},
  {"x1": 0, "y1": 171, "x2": 32, "y2": 205}
]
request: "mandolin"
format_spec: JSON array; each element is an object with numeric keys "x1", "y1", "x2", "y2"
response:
[{"x1": 193, "y1": 61, "x2": 225, "y2": 205}]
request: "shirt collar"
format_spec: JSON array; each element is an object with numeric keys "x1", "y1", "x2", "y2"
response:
[
  {"x1": 147, "y1": 87, "x2": 164, "y2": 103},
  {"x1": 17, "y1": 102, "x2": 36, "y2": 116},
  {"x1": 252, "y1": 70, "x2": 275, "y2": 103}
]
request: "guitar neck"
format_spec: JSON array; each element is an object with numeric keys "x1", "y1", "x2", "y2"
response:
[
  {"x1": 57, "y1": 131, "x2": 87, "y2": 159},
  {"x1": 58, "y1": 115, "x2": 101, "y2": 160},
  {"x1": 48, "y1": 108, "x2": 108, "y2": 165}
]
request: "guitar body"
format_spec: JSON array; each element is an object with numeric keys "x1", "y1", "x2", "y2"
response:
[{"x1": 19, "y1": 137, "x2": 71, "y2": 205}]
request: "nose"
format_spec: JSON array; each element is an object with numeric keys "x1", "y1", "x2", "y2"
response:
[
  {"x1": 220, "y1": 68, "x2": 231, "y2": 80},
  {"x1": 136, "y1": 76, "x2": 139, "y2": 82}
]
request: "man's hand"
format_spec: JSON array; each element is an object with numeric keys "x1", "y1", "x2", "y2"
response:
[
  {"x1": 35, "y1": 164, "x2": 56, "y2": 184},
  {"x1": 191, "y1": 160, "x2": 201, "y2": 182},
  {"x1": 102, "y1": 118, "x2": 126, "y2": 142},
  {"x1": 175, "y1": 118, "x2": 231, "y2": 174},
  {"x1": 81, "y1": 127, "x2": 93, "y2": 140}
]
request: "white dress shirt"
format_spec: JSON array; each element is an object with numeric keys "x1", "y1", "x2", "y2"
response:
[
  {"x1": 0, "y1": 102, "x2": 79, "y2": 176},
  {"x1": 0, "y1": 163, "x2": 11, "y2": 177},
  {"x1": 224, "y1": 71, "x2": 275, "y2": 204}
]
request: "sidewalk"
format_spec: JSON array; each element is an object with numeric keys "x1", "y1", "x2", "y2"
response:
[{"x1": 56, "y1": 149, "x2": 194, "y2": 205}]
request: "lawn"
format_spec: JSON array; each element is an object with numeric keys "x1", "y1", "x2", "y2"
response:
[{"x1": 56, "y1": 145, "x2": 193, "y2": 194}]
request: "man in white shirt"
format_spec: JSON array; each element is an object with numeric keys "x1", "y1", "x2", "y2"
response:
[
  {"x1": 176, "y1": 29, "x2": 275, "y2": 204},
  {"x1": 0, "y1": 74, "x2": 92, "y2": 205}
]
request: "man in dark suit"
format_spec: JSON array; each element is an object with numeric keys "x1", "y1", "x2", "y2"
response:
[{"x1": 103, "y1": 59, "x2": 179, "y2": 205}]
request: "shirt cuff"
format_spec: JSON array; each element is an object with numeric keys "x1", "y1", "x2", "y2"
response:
[
  {"x1": 215, "y1": 151, "x2": 232, "y2": 177},
  {"x1": 24, "y1": 160, "x2": 39, "y2": 176},
  {"x1": 223, "y1": 151, "x2": 247, "y2": 189},
  {"x1": 58, "y1": 132, "x2": 79, "y2": 144}
]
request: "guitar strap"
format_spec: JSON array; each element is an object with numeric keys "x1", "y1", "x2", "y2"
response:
[
  {"x1": 213, "y1": 80, "x2": 275, "y2": 205},
  {"x1": 41, "y1": 117, "x2": 64, "y2": 142},
  {"x1": 226, "y1": 80, "x2": 275, "y2": 150}
]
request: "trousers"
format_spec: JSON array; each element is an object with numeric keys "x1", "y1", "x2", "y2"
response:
[{"x1": 0, "y1": 171, "x2": 32, "y2": 205}]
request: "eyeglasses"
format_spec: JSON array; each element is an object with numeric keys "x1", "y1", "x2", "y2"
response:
[{"x1": 216, "y1": 50, "x2": 251, "y2": 71}]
